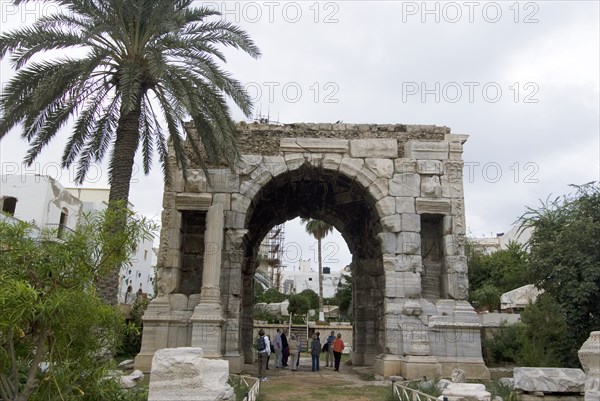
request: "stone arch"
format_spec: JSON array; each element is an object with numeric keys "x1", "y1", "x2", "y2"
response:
[
  {"x1": 136, "y1": 123, "x2": 490, "y2": 380},
  {"x1": 234, "y1": 160, "x2": 386, "y2": 364}
]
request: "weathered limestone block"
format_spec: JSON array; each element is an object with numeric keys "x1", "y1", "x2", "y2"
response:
[
  {"x1": 396, "y1": 197, "x2": 416, "y2": 214},
  {"x1": 207, "y1": 169, "x2": 239, "y2": 193},
  {"x1": 405, "y1": 140, "x2": 449, "y2": 160},
  {"x1": 383, "y1": 254, "x2": 422, "y2": 273},
  {"x1": 284, "y1": 153, "x2": 305, "y2": 170},
  {"x1": 249, "y1": 163, "x2": 272, "y2": 186},
  {"x1": 339, "y1": 157, "x2": 364, "y2": 179},
  {"x1": 513, "y1": 367, "x2": 586, "y2": 393},
  {"x1": 212, "y1": 193, "x2": 231, "y2": 211},
  {"x1": 322, "y1": 153, "x2": 342, "y2": 171},
  {"x1": 263, "y1": 156, "x2": 287, "y2": 177},
  {"x1": 385, "y1": 271, "x2": 421, "y2": 298},
  {"x1": 500, "y1": 284, "x2": 543, "y2": 310},
  {"x1": 397, "y1": 232, "x2": 421, "y2": 254},
  {"x1": 443, "y1": 234, "x2": 460, "y2": 256},
  {"x1": 401, "y1": 213, "x2": 421, "y2": 232},
  {"x1": 381, "y1": 215, "x2": 402, "y2": 232},
  {"x1": 390, "y1": 173, "x2": 421, "y2": 197},
  {"x1": 148, "y1": 348, "x2": 233, "y2": 401},
  {"x1": 376, "y1": 196, "x2": 396, "y2": 217},
  {"x1": 176, "y1": 193, "x2": 212, "y2": 210},
  {"x1": 280, "y1": 138, "x2": 349, "y2": 153},
  {"x1": 442, "y1": 383, "x2": 491, "y2": 401},
  {"x1": 239, "y1": 180, "x2": 261, "y2": 201},
  {"x1": 395, "y1": 158, "x2": 417, "y2": 173},
  {"x1": 231, "y1": 194, "x2": 251, "y2": 214},
  {"x1": 184, "y1": 170, "x2": 207, "y2": 193},
  {"x1": 368, "y1": 178, "x2": 389, "y2": 201},
  {"x1": 417, "y1": 160, "x2": 444, "y2": 175},
  {"x1": 224, "y1": 211, "x2": 245, "y2": 229},
  {"x1": 366, "y1": 158, "x2": 394, "y2": 178},
  {"x1": 446, "y1": 256, "x2": 468, "y2": 274},
  {"x1": 349, "y1": 139, "x2": 397, "y2": 158},
  {"x1": 378, "y1": 232, "x2": 397, "y2": 254},
  {"x1": 356, "y1": 166, "x2": 378, "y2": 188},
  {"x1": 421, "y1": 176, "x2": 442, "y2": 198},
  {"x1": 416, "y1": 198, "x2": 452, "y2": 214},
  {"x1": 234, "y1": 155, "x2": 262, "y2": 176},
  {"x1": 450, "y1": 273, "x2": 469, "y2": 300}
]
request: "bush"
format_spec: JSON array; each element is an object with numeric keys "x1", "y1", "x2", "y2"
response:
[
  {"x1": 482, "y1": 322, "x2": 524, "y2": 364},
  {"x1": 117, "y1": 296, "x2": 150, "y2": 357}
]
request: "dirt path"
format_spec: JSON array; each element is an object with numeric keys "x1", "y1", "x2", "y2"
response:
[{"x1": 241, "y1": 362, "x2": 392, "y2": 401}]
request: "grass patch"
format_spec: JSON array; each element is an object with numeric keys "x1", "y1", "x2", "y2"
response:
[{"x1": 260, "y1": 382, "x2": 391, "y2": 401}]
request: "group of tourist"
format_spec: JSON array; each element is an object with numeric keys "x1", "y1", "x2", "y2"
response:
[
  {"x1": 256, "y1": 329, "x2": 345, "y2": 381},
  {"x1": 310, "y1": 330, "x2": 345, "y2": 372}
]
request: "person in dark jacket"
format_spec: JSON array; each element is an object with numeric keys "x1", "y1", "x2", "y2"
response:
[
  {"x1": 281, "y1": 328, "x2": 289, "y2": 367},
  {"x1": 310, "y1": 334, "x2": 321, "y2": 372}
]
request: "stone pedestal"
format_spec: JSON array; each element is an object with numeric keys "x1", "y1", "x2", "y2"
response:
[
  {"x1": 190, "y1": 303, "x2": 224, "y2": 358},
  {"x1": 579, "y1": 331, "x2": 600, "y2": 401},
  {"x1": 400, "y1": 355, "x2": 442, "y2": 379},
  {"x1": 148, "y1": 348, "x2": 233, "y2": 401}
]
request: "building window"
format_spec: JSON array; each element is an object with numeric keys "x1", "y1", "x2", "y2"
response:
[
  {"x1": 57, "y1": 208, "x2": 68, "y2": 238},
  {"x1": 1, "y1": 197, "x2": 17, "y2": 215},
  {"x1": 144, "y1": 250, "x2": 148, "y2": 260}
]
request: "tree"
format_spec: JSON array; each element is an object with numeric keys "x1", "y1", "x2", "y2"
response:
[
  {"x1": 255, "y1": 288, "x2": 286, "y2": 305},
  {"x1": 300, "y1": 218, "x2": 333, "y2": 320},
  {"x1": 287, "y1": 294, "x2": 311, "y2": 318},
  {"x1": 334, "y1": 274, "x2": 352, "y2": 318},
  {"x1": 0, "y1": 208, "x2": 154, "y2": 401},
  {"x1": 298, "y1": 289, "x2": 319, "y2": 310},
  {"x1": 467, "y1": 240, "x2": 529, "y2": 310},
  {"x1": 0, "y1": 0, "x2": 260, "y2": 302},
  {"x1": 519, "y1": 182, "x2": 600, "y2": 366},
  {"x1": 518, "y1": 294, "x2": 567, "y2": 367}
]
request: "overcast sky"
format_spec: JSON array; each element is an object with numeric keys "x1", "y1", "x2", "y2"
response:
[{"x1": 1, "y1": 1, "x2": 598, "y2": 271}]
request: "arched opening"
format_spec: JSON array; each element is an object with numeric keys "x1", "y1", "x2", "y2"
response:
[
  {"x1": 1, "y1": 196, "x2": 17, "y2": 215},
  {"x1": 240, "y1": 164, "x2": 384, "y2": 365}
]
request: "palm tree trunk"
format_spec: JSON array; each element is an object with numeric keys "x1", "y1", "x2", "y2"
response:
[
  {"x1": 98, "y1": 104, "x2": 141, "y2": 305},
  {"x1": 318, "y1": 238, "x2": 324, "y2": 319}
]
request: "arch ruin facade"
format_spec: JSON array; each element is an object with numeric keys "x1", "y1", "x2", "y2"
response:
[{"x1": 135, "y1": 122, "x2": 490, "y2": 379}]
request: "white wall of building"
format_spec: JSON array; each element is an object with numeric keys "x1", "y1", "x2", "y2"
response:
[
  {"x1": 1, "y1": 175, "x2": 81, "y2": 232},
  {"x1": 280, "y1": 259, "x2": 345, "y2": 298}
]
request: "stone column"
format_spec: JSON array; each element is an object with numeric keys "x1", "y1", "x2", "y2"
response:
[
  {"x1": 190, "y1": 203, "x2": 225, "y2": 357},
  {"x1": 579, "y1": 331, "x2": 600, "y2": 401}
]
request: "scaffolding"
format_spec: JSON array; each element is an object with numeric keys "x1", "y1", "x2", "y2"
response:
[{"x1": 258, "y1": 223, "x2": 285, "y2": 288}]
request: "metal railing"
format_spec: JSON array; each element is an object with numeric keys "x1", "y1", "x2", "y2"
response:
[
  {"x1": 392, "y1": 380, "x2": 440, "y2": 401},
  {"x1": 230, "y1": 375, "x2": 260, "y2": 401}
]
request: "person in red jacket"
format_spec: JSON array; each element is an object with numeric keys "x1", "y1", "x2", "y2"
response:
[{"x1": 331, "y1": 332, "x2": 345, "y2": 372}]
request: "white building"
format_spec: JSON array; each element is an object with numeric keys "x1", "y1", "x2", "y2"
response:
[
  {"x1": 279, "y1": 259, "x2": 347, "y2": 298},
  {"x1": 1, "y1": 174, "x2": 82, "y2": 236},
  {"x1": 469, "y1": 224, "x2": 533, "y2": 254},
  {"x1": 0, "y1": 175, "x2": 155, "y2": 303}
]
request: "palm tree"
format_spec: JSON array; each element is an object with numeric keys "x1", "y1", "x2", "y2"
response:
[
  {"x1": 0, "y1": 0, "x2": 259, "y2": 202},
  {"x1": 300, "y1": 218, "x2": 333, "y2": 321},
  {"x1": 0, "y1": 0, "x2": 260, "y2": 303}
]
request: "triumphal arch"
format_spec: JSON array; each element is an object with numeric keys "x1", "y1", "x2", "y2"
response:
[{"x1": 135, "y1": 122, "x2": 490, "y2": 379}]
